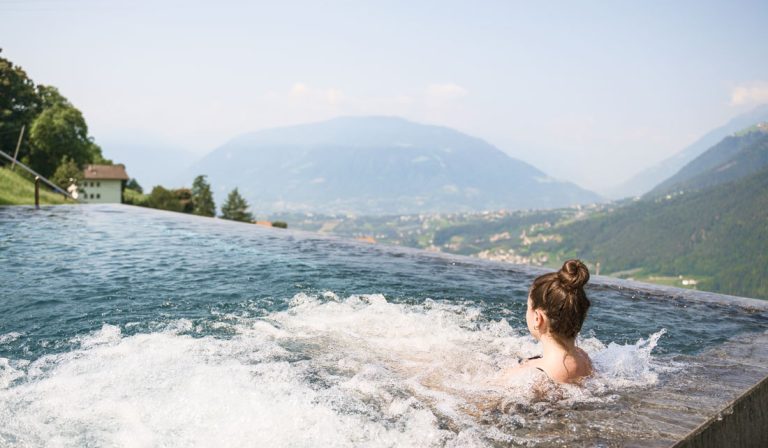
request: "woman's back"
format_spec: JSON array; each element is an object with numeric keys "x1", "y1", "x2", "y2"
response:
[{"x1": 526, "y1": 347, "x2": 592, "y2": 384}]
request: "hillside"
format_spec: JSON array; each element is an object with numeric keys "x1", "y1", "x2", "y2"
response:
[
  {"x1": 183, "y1": 116, "x2": 602, "y2": 215},
  {"x1": 0, "y1": 167, "x2": 69, "y2": 205},
  {"x1": 551, "y1": 167, "x2": 768, "y2": 299},
  {"x1": 649, "y1": 124, "x2": 768, "y2": 197},
  {"x1": 612, "y1": 104, "x2": 768, "y2": 198}
]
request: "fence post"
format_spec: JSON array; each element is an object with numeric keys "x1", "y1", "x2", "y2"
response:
[
  {"x1": 11, "y1": 125, "x2": 25, "y2": 171},
  {"x1": 35, "y1": 176, "x2": 40, "y2": 209}
]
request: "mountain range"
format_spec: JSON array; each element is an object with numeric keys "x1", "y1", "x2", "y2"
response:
[
  {"x1": 173, "y1": 111, "x2": 768, "y2": 298},
  {"x1": 183, "y1": 116, "x2": 602, "y2": 215},
  {"x1": 280, "y1": 118, "x2": 768, "y2": 299},
  {"x1": 612, "y1": 104, "x2": 768, "y2": 199},
  {"x1": 648, "y1": 123, "x2": 768, "y2": 197}
]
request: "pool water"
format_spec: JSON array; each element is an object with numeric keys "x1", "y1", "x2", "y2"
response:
[{"x1": 1, "y1": 205, "x2": 767, "y2": 447}]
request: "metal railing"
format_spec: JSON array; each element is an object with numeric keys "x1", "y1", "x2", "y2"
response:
[{"x1": 0, "y1": 148, "x2": 79, "y2": 203}]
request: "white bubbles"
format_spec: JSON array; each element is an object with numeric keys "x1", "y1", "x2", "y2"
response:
[
  {"x1": 0, "y1": 358, "x2": 25, "y2": 389},
  {"x1": 1, "y1": 329, "x2": 445, "y2": 446},
  {"x1": 590, "y1": 329, "x2": 670, "y2": 388},
  {"x1": 0, "y1": 293, "x2": 672, "y2": 447},
  {"x1": 0, "y1": 332, "x2": 23, "y2": 345},
  {"x1": 75, "y1": 323, "x2": 123, "y2": 349}
]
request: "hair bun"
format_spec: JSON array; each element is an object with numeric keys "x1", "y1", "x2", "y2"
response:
[{"x1": 557, "y1": 259, "x2": 590, "y2": 290}]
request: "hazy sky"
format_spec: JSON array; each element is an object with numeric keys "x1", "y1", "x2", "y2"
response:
[{"x1": 2, "y1": 0, "x2": 767, "y2": 192}]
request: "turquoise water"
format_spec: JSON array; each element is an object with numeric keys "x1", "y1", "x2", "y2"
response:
[{"x1": 1, "y1": 205, "x2": 767, "y2": 447}]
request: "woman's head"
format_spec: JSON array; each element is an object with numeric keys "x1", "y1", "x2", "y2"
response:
[{"x1": 526, "y1": 259, "x2": 591, "y2": 343}]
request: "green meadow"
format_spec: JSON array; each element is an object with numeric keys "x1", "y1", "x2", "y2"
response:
[{"x1": 0, "y1": 167, "x2": 70, "y2": 206}]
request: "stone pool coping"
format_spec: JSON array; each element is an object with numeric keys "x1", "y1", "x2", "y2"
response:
[{"x1": 671, "y1": 373, "x2": 768, "y2": 448}]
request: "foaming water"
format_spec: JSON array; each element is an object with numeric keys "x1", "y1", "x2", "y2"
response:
[
  {"x1": 2, "y1": 205, "x2": 768, "y2": 447},
  {"x1": 2, "y1": 294, "x2": 677, "y2": 447}
]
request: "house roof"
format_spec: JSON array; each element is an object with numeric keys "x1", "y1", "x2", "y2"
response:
[{"x1": 83, "y1": 164, "x2": 129, "y2": 180}]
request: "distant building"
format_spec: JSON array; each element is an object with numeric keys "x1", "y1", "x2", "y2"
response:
[{"x1": 79, "y1": 164, "x2": 129, "y2": 203}]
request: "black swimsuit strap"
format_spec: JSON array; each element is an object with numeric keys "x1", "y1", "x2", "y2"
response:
[{"x1": 525, "y1": 355, "x2": 549, "y2": 376}]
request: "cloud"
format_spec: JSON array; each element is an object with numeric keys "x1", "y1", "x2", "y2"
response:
[
  {"x1": 272, "y1": 83, "x2": 464, "y2": 115},
  {"x1": 250, "y1": 83, "x2": 473, "y2": 135},
  {"x1": 287, "y1": 82, "x2": 346, "y2": 106},
  {"x1": 265, "y1": 83, "x2": 415, "y2": 117},
  {"x1": 290, "y1": 82, "x2": 310, "y2": 97},
  {"x1": 730, "y1": 82, "x2": 768, "y2": 106},
  {"x1": 325, "y1": 88, "x2": 344, "y2": 106},
  {"x1": 425, "y1": 83, "x2": 468, "y2": 100}
]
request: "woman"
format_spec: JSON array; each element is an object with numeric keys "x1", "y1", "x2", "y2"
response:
[{"x1": 512, "y1": 259, "x2": 593, "y2": 384}]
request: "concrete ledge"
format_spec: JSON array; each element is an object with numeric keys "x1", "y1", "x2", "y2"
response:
[{"x1": 671, "y1": 374, "x2": 768, "y2": 448}]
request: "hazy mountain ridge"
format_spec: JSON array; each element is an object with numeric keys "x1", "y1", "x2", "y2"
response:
[
  {"x1": 185, "y1": 116, "x2": 602, "y2": 215},
  {"x1": 612, "y1": 104, "x2": 768, "y2": 198},
  {"x1": 648, "y1": 124, "x2": 768, "y2": 197}
]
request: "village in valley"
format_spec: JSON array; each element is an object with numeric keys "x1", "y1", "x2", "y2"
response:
[
  {"x1": 266, "y1": 200, "x2": 709, "y2": 291},
  {"x1": 267, "y1": 204, "x2": 608, "y2": 265}
]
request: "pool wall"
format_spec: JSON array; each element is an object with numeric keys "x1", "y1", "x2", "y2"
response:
[{"x1": 672, "y1": 373, "x2": 768, "y2": 448}]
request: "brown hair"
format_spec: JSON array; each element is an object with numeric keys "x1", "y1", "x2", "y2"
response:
[{"x1": 529, "y1": 259, "x2": 591, "y2": 341}]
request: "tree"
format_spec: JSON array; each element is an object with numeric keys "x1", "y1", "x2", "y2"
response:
[
  {"x1": 1, "y1": 52, "x2": 110, "y2": 175},
  {"x1": 125, "y1": 178, "x2": 143, "y2": 194},
  {"x1": 191, "y1": 175, "x2": 215, "y2": 217},
  {"x1": 123, "y1": 188, "x2": 149, "y2": 206},
  {"x1": 0, "y1": 50, "x2": 40, "y2": 159},
  {"x1": 26, "y1": 103, "x2": 101, "y2": 178},
  {"x1": 174, "y1": 188, "x2": 194, "y2": 214},
  {"x1": 220, "y1": 188, "x2": 253, "y2": 222},
  {"x1": 147, "y1": 186, "x2": 183, "y2": 212},
  {"x1": 36, "y1": 85, "x2": 70, "y2": 109},
  {"x1": 50, "y1": 156, "x2": 82, "y2": 190}
]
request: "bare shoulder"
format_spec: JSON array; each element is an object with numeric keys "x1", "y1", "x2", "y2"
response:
[
  {"x1": 576, "y1": 347, "x2": 593, "y2": 374},
  {"x1": 542, "y1": 350, "x2": 592, "y2": 384}
]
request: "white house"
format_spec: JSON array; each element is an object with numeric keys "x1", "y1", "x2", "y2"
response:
[{"x1": 79, "y1": 164, "x2": 129, "y2": 203}]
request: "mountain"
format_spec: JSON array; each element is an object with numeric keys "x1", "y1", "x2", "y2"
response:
[
  {"x1": 554, "y1": 166, "x2": 768, "y2": 299},
  {"x1": 648, "y1": 123, "x2": 768, "y2": 197},
  {"x1": 183, "y1": 116, "x2": 602, "y2": 215},
  {"x1": 612, "y1": 104, "x2": 768, "y2": 199}
]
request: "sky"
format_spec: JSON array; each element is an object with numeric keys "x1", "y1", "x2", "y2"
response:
[{"x1": 2, "y1": 0, "x2": 768, "y2": 193}]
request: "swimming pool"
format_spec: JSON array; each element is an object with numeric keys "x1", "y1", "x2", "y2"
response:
[{"x1": 1, "y1": 205, "x2": 766, "y2": 447}]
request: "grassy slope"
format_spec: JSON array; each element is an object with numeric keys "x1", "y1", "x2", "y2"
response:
[
  {"x1": 554, "y1": 168, "x2": 768, "y2": 299},
  {"x1": 0, "y1": 167, "x2": 69, "y2": 205}
]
